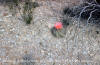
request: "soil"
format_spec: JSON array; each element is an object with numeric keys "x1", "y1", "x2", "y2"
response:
[{"x1": 0, "y1": 0, "x2": 100, "y2": 65}]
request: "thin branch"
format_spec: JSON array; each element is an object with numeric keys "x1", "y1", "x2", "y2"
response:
[{"x1": 86, "y1": 9, "x2": 98, "y2": 26}]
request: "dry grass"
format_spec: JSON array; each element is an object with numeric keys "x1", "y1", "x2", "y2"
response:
[{"x1": 0, "y1": 0, "x2": 100, "y2": 65}]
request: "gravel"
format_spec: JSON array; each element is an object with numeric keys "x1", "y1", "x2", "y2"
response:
[{"x1": 0, "y1": 0, "x2": 100, "y2": 65}]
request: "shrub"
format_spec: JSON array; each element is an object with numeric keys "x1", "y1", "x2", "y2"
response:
[
  {"x1": 2, "y1": 0, "x2": 39, "y2": 24},
  {"x1": 22, "y1": 0, "x2": 39, "y2": 24}
]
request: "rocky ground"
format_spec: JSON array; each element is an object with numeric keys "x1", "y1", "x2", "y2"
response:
[{"x1": 0, "y1": 0, "x2": 100, "y2": 65}]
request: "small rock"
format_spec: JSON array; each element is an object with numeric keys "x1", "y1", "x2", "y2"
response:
[
  {"x1": 5, "y1": 15, "x2": 12, "y2": 18},
  {"x1": 16, "y1": 35, "x2": 19, "y2": 38},
  {"x1": 3, "y1": 13, "x2": 8, "y2": 16},
  {"x1": 94, "y1": 54, "x2": 100, "y2": 62},
  {"x1": 0, "y1": 28, "x2": 5, "y2": 34},
  {"x1": 0, "y1": 31, "x2": 3, "y2": 34},
  {"x1": 0, "y1": 29, "x2": 5, "y2": 32},
  {"x1": 0, "y1": 19, "x2": 3, "y2": 22},
  {"x1": 48, "y1": 23, "x2": 54, "y2": 29}
]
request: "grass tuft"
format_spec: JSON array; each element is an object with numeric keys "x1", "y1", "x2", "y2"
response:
[{"x1": 22, "y1": 0, "x2": 39, "y2": 24}]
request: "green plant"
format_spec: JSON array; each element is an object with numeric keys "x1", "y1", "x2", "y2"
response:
[
  {"x1": 51, "y1": 16, "x2": 72, "y2": 38},
  {"x1": 7, "y1": 0, "x2": 20, "y2": 16},
  {"x1": 22, "y1": 0, "x2": 33, "y2": 24},
  {"x1": 51, "y1": 27, "x2": 66, "y2": 38},
  {"x1": 22, "y1": 12, "x2": 33, "y2": 24},
  {"x1": 4, "y1": 0, "x2": 39, "y2": 24},
  {"x1": 22, "y1": 0, "x2": 39, "y2": 24}
]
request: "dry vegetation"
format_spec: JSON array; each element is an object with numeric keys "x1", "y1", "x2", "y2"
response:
[{"x1": 0, "y1": 0, "x2": 100, "y2": 65}]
